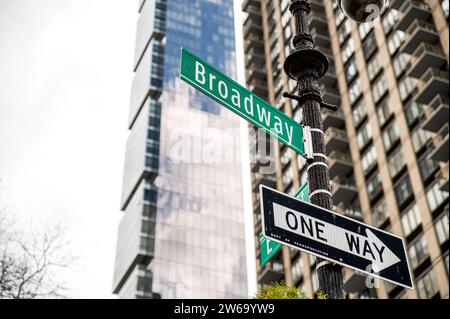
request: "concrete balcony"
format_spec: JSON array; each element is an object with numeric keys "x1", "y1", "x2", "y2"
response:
[
  {"x1": 325, "y1": 127, "x2": 349, "y2": 153},
  {"x1": 390, "y1": 0, "x2": 404, "y2": 10},
  {"x1": 396, "y1": 0, "x2": 432, "y2": 32},
  {"x1": 244, "y1": 33, "x2": 264, "y2": 54},
  {"x1": 406, "y1": 43, "x2": 447, "y2": 79},
  {"x1": 258, "y1": 261, "x2": 284, "y2": 285},
  {"x1": 321, "y1": 106, "x2": 344, "y2": 131},
  {"x1": 331, "y1": 177, "x2": 358, "y2": 206},
  {"x1": 328, "y1": 150, "x2": 353, "y2": 179},
  {"x1": 242, "y1": 0, "x2": 259, "y2": 12},
  {"x1": 321, "y1": 84, "x2": 341, "y2": 106},
  {"x1": 252, "y1": 173, "x2": 277, "y2": 192},
  {"x1": 414, "y1": 67, "x2": 449, "y2": 104},
  {"x1": 421, "y1": 95, "x2": 449, "y2": 133},
  {"x1": 334, "y1": 203, "x2": 363, "y2": 221},
  {"x1": 245, "y1": 47, "x2": 265, "y2": 68},
  {"x1": 436, "y1": 162, "x2": 449, "y2": 192},
  {"x1": 400, "y1": 20, "x2": 439, "y2": 54},
  {"x1": 429, "y1": 124, "x2": 449, "y2": 163},
  {"x1": 246, "y1": 65, "x2": 266, "y2": 82},
  {"x1": 247, "y1": 78, "x2": 268, "y2": 98},
  {"x1": 243, "y1": 15, "x2": 263, "y2": 37}
]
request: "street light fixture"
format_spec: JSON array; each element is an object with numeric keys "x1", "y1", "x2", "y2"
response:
[{"x1": 337, "y1": 0, "x2": 386, "y2": 23}]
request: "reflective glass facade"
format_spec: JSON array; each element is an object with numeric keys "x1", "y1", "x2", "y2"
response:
[{"x1": 113, "y1": 0, "x2": 247, "y2": 299}]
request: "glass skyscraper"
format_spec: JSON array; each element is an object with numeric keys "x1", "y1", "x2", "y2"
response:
[{"x1": 113, "y1": 0, "x2": 248, "y2": 299}]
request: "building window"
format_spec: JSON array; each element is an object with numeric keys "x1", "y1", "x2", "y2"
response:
[
  {"x1": 393, "y1": 53, "x2": 411, "y2": 78},
  {"x1": 408, "y1": 234, "x2": 429, "y2": 269},
  {"x1": 401, "y1": 204, "x2": 422, "y2": 237},
  {"x1": 348, "y1": 77, "x2": 362, "y2": 105},
  {"x1": 372, "y1": 198, "x2": 390, "y2": 228},
  {"x1": 359, "y1": 21, "x2": 373, "y2": 39},
  {"x1": 367, "y1": 53, "x2": 382, "y2": 81},
  {"x1": 372, "y1": 75, "x2": 388, "y2": 103},
  {"x1": 338, "y1": 19, "x2": 352, "y2": 44},
  {"x1": 283, "y1": 165, "x2": 294, "y2": 187},
  {"x1": 411, "y1": 128, "x2": 432, "y2": 153},
  {"x1": 405, "y1": 102, "x2": 425, "y2": 127},
  {"x1": 342, "y1": 37, "x2": 355, "y2": 64},
  {"x1": 399, "y1": 77, "x2": 418, "y2": 101},
  {"x1": 435, "y1": 212, "x2": 449, "y2": 245},
  {"x1": 394, "y1": 175, "x2": 414, "y2": 207},
  {"x1": 356, "y1": 121, "x2": 373, "y2": 150},
  {"x1": 382, "y1": 122, "x2": 400, "y2": 151},
  {"x1": 377, "y1": 98, "x2": 393, "y2": 127},
  {"x1": 416, "y1": 269, "x2": 439, "y2": 299},
  {"x1": 352, "y1": 99, "x2": 367, "y2": 126},
  {"x1": 367, "y1": 172, "x2": 383, "y2": 201},
  {"x1": 345, "y1": 56, "x2": 358, "y2": 83},
  {"x1": 387, "y1": 30, "x2": 406, "y2": 55},
  {"x1": 388, "y1": 147, "x2": 405, "y2": 178},
  {"x1": 361, "y1": 144, "x2": 377, "y2": 175},
  {"x1": 362, "y1": 31, "x2": 377, "y2": 59},
  {"x1": 335, "y1": 7, "x2": 346, "y2": 26},
  {"x1": 426, "y1": 182, "x2": 449, "y2": 212},
  {"x1": 418, "y1": 155, "x2": 439, "y2": 182},
  {"x1": 382, "y1": 9, "x2": 399, "y2": 34},
  {"x1": 281, "y1": 146, "x2": 291, "y2": 165}
]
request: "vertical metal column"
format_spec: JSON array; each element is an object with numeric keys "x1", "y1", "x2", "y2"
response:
[{"x1": 283, "y1": 0, "x2": 344, "y2": 299}]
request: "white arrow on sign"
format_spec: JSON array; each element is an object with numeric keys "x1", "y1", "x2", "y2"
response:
[{"x1": 273, "y1": 203, "x2": 401, "y2": 272}]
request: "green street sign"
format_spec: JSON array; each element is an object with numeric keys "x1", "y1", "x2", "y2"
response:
[
  {"x1": 294, "y1": 181, "x2": 310, "y2": 203},
  {"x1": 260, "y1": 233, "x2": 283, "y2": 267},
  {"x1": 180, "y1": 48, "x2": 310, "y2": 156},
  {"x1": 260, "y1": 182, "x2": 310, "y2": 267}
]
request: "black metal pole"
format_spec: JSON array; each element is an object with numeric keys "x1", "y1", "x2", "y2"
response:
[{"x1": 283, "y1": 0, "x2": 344, "y2": 299}]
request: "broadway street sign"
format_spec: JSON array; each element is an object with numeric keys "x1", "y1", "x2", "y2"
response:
[
  {"x1": 260, "y1": 185, "x2": 413, "y2": 289},
  {"x1": 180, "y1": 48, "x2": 312, "y2": 157}
]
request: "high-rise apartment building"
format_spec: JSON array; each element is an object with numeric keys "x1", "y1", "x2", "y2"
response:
[
  {"x1": 243, "y1": 0, "x2": 448, "y2": 299},
  {"x1": 113, "y1": 0, "x2": 248, "y2": 298}
]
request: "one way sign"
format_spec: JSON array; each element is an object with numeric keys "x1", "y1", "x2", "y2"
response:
[{"x1": 260, "y1": 185, "x2": 413, "y2": 289}]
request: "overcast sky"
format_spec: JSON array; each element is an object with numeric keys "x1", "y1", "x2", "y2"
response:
[{"x1": 0, "y1": 0, "x2": 137, "y2": 298}]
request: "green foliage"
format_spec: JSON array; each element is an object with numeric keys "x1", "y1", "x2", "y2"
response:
[{"x1": 255, "y1": 281, "x2": 328, "y2": 299}]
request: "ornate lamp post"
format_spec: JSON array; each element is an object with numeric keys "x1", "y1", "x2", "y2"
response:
[{"x1": 282, "y1": 0, "x2": 385, "y2": 298}]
